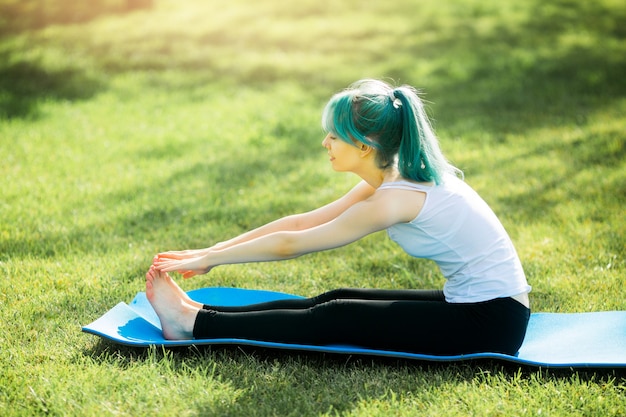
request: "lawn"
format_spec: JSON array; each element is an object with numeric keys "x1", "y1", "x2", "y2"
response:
[{"x1": 1, "y1": 0, "x2": 625, "y2": 415}]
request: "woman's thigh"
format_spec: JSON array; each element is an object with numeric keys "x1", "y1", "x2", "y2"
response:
[{"x1": 309, "y1": 297, "x2": 529, "y2": 355}]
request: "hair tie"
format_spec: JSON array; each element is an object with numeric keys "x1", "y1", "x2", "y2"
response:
[{"x1": 390, "y1": 90, "x2": 401, "y2": 109}]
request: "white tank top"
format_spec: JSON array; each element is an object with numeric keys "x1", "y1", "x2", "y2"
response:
[{"x1": 378, "y1": 175, "x2": 531, "y2": 303}]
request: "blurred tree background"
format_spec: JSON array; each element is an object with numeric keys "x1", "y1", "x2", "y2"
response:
[{"x1": 0, "y1": 0, "x2": 152, "y2": 34}]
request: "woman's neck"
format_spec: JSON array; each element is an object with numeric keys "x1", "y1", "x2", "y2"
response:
[
  {"x1": 382, "y1": 168, "x2": 404, "y2": 184},
  {"x1": 357, "y1": 167, "x2": 401, "y2": 189}
]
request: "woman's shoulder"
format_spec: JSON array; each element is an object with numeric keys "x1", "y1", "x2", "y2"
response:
[
  {"x1": 378, "y1": 177, "x2": 435, "y2": 191},
  {"x1": 372, "y1": 181, "x2": 428, "y2": 223}
]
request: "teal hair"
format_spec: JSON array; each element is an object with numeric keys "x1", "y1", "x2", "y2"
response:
[{"x1": 322, "y1": 79, "x2": 460, "y2": 184}]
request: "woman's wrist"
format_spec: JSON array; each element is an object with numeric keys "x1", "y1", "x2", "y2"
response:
[{"x1": 200, "y1": 250, "x2": 219, "y2": 272}]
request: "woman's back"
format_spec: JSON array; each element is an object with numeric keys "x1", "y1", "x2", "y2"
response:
[{"x1": 379, "y1": 175, "x2": 530, "y2": 303}]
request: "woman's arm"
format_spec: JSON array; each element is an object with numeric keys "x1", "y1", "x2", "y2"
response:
[
  {"x1": 157, "y1": 180, "x2": 376, "y2": 260},
  {"x1": 216, "y1": 180, "x2": 375, "y2": 248},
  {"x1": 154, "y1": 188, "x2": 424, "y2": 277}
]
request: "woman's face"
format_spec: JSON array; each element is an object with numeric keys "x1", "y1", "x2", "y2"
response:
[{"x1": 321, "y1": 133, "x2": 364, "y2": 173}]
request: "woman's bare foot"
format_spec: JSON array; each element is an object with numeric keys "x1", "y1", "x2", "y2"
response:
[
  {"x1": 146, "y1": 267, "x2": 199, "y2": 340},
  {"x1": 149, "y1": 262, "x2": 205, "y2": 309}
]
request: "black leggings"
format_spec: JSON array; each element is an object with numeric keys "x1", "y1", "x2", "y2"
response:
[{"x1": 193, "y1": 288, "x2": 530, "y2": 356}]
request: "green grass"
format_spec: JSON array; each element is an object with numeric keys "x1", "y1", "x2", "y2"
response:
[{"x1": 1, "y1": 0, "x2": 625, "y2": 415}]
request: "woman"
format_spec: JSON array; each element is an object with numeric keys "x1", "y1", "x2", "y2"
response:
[{"x1": 149, "y1": 79, "x2": 531, "y2": 355}]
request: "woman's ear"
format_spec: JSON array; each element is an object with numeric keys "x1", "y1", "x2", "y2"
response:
[{"x1": 360, "y1": 144, "x2": 374, "y2": 157}]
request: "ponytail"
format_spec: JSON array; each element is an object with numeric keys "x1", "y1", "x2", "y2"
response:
[{"x1": 393, "y1": 86, "x2": 459, "y2": 185}]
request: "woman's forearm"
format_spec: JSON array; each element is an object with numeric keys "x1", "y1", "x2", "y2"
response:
[
  {"x1": 205, "y1": 231, "x2": 302, "y2": 268},
  {"x1": 209, "y1": 214, "x2": 302, "y2": 252}
]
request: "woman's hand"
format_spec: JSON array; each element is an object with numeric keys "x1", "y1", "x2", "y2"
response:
[
  {"x1": 152, "y1": 253, "x2": 213, "y2": 279},
  {"x1": 155, "y1": 248, "x2": 209, "y2": 261}
]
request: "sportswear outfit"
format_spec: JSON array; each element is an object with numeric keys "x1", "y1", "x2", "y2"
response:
[{"x1": 193, "y1": 175, "x2": 531, "y2": 355}]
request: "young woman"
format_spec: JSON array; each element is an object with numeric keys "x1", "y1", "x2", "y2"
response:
[{"x1": 149, "y1": 79, "x2": 531, "y2": 356}]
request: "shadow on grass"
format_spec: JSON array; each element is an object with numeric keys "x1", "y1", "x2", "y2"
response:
[
  {"x1": 80, "y1": 339, "x2": 626, "y2": 416},
  {"x1": 494, "y1": 131, "x2": 625, "y2": 221},
  {"x1": 0, "y1": 0, "x2": 154, "y2": 119},
  {"x1": 421, "y1": 0, "x2": 626, "y2": 135},
  {"x1": 0, "y1": 55, "x2": 105, "y2": 119}
]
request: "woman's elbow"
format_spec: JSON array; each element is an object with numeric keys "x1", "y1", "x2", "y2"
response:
[{"x1": 273, "y1": 232, "x2": 303, "y2": 259}]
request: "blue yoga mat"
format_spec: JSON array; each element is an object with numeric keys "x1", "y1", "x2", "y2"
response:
[{"x1": 82, "y1": 287, "x2": 626, "y2": 368}]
